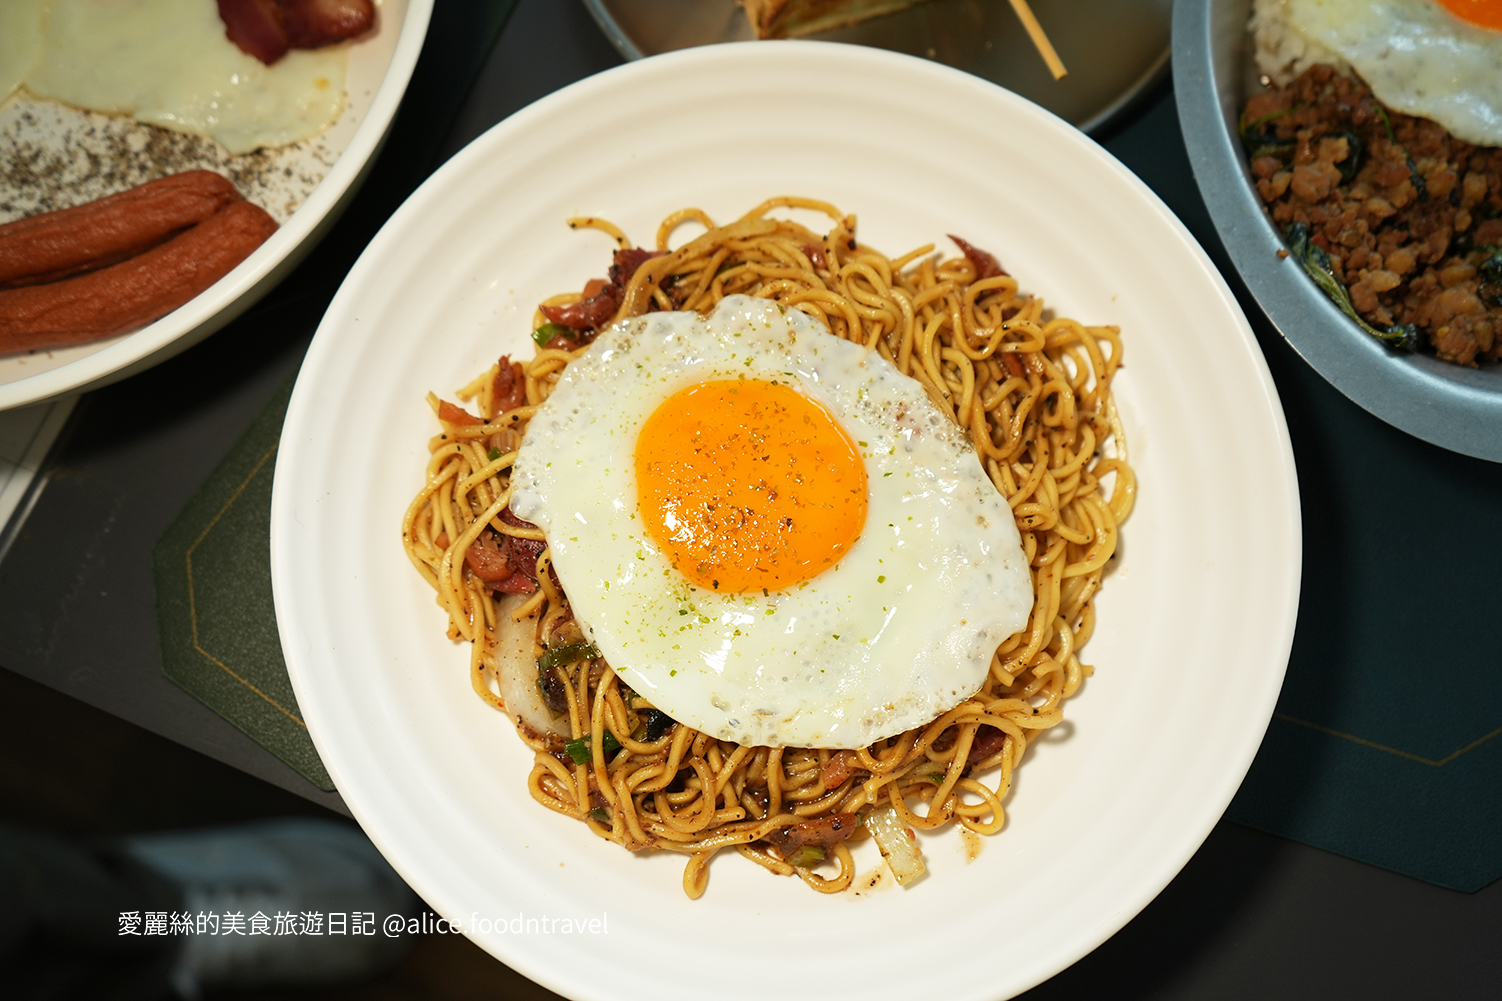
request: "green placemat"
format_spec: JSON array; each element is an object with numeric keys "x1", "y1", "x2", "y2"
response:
[
  {"x1": 149, "y1": 0, "x2": 519, "y2": 794},
  {"x1": 152, "y1": 376, "x2": 332, "y2": 790},
  {"x1": 1225, "y1": 355, "x2": 1502, "y2": 893},
  {"x1": 167, "y1": 388, "x2": 1502, "y2": 886},
  {"x1": 158, "y1": 372, "x2": 1502, "y2": 879}
]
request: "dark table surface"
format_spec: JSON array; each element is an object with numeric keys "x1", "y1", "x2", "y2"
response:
[{"x1": 1, "y1": 2, "x2": 1498, "y2": 998}]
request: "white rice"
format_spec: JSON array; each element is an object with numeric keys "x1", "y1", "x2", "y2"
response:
[{"x1": 1249, "y1": 0, "x2": 1348, "y2": 85}]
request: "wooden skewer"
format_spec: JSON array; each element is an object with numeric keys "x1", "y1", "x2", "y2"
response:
[{"x1": 1006, "y1": 0, "x2": 1068, "y2": 79}]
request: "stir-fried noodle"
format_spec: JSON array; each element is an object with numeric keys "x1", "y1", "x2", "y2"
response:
[{"x1": 402, "y1": 198, "x2": 1135, "y2": 898}]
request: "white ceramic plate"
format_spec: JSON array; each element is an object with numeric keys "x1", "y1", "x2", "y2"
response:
[
  {"x1": 273, "y1": 42, "x2": 1301, "y2": 1001},
  {"x1": 0, "y1": 0, "x2": 432, "y2": 411}
]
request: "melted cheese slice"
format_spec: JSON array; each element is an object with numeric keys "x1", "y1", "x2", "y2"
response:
[
  {"x1": 25, "y1": 0, "x2": 346, "y2": 154},
  {"x1": 0, "y1": 0, "x2": 49, "y2": 103}
]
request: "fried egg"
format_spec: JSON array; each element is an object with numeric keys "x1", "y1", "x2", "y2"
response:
[
  {"x1": 1255, "y1": 0, "x2": 1502, "y2": 147},
  {"x1": 509, "y1": 295, "x2": 1032, "y2": 748},
  {"x1": 0, "y1": 0, "x2": 48, "y2": 104},
  {"x1": 14, "y1": 0, "x2": 347, "y2": 154}
]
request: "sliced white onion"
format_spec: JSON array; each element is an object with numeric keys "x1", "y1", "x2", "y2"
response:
[
  {"x1": 864, "y1": 805, "x2": 926, "y2": 886},
  {"x1": 488, "y1": 594, "x2": 569, "y2": 740}
]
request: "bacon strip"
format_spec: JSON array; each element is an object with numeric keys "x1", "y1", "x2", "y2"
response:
[
  {"x1": 437, "y1": 400, "x2": 482, "y2": 427},
  {"x1": 949, "y1": 234, "x2": 1008, "y2": 280},
  {"x1": 763, "y1": 813, "x2": 861, "y2": 857},
  {"x1": 464, "y1": 531, "x2": 512, "y2": 582},
  {"x1": 540, "y1": 248, "x2": 666, "y2": 332},
  {"x1": 489, "y1": 571, "x2": 537, "y2": 597},
  {"x1": 540, "y1": 286, "x2": 620, "y2": 331},
  {"x1": 489, "y1": 355, "x2": 527, "y2": 417},
  {"x1": 465, "y1": 524, "x2": 538, "y2": 597},
  {"x1": 487, "y1": 508, "x2": 546, "y2": 596},
  {"x1": 219, "y1": 0, "x2": 376, "y2": 65},
  {"x1": 217, "y1": 0, "x2": 289, "y2": 64},
  {"x1": 965, "y1": 725, "x2": 1009, "y2": 767},
  {"x1": 820, "y1": 750, "x2": 860, "y2": 789},
  {"x1": 609, "y1": 247, "x2": 663, "y2": 287},
  {"x1": 279, "y1": 0, "x2": 375, "y2": 49}
]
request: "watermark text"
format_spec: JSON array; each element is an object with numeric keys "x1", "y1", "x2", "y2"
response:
[{"x1": 118, "y1": 909, "x2": 608, "y2": 938}]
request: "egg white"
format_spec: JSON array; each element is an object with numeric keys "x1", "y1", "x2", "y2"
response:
[
  {"x1": 22, "y1": 0, "x2": 348, "y2": 154},
  {"x1": 510, "y1": 296, "x2": 1033, "y2": 749}
]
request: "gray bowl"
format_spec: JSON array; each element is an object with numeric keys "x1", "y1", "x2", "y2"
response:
[{"x1": 1173, "y1": 0, "x2": 1502, "y2": 461}]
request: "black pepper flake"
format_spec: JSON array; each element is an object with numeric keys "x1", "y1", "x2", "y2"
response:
[{"x1": 1, "y1": 96, "x2": 336, "y2": 228}]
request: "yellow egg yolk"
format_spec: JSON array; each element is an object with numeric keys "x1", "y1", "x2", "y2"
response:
[
  {"x1": 1437, "y1": 0, "x2": 1502, "y2": 30},
  {"x1": 635, "y1": 379, "x2": 868, "y2": 593}
]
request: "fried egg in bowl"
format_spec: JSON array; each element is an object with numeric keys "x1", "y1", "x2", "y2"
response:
[{"x1": 1251, "y1": 0, "x2": 1502, "y2": 147}]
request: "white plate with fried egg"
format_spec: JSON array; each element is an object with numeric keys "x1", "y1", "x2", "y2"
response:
[
  {"x1": 272, "y1": 41, "x2": 1301, "y2": 1001},
  {"x1": 0, "y1": 0, "x2": 433, "y2": 410}
]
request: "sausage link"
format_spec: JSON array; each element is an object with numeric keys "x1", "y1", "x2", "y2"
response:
[
  {"x1": 0, "y1": 170, "x2": 242, "y2": 289},
  {"x1": 0, "y1": 200, "x2": 278, "y2": 354}
]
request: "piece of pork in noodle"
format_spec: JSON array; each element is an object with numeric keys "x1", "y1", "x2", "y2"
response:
[{"x1": 486, "y1": 594, "x2": 569, "y2": 744}]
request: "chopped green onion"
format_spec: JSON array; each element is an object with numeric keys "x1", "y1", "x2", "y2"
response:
[
  {"x1": 785, "y1": 845, "x2": 826, "y2": 868},
  {"x1": 563, "y1": 731, "x2": 622, "y2": 764},
  {"x1": 588, "y1": 807, "x2": 611, "y2": 824},
  {"x1": 1239, "y1": 103, "x2": 1300, "y2": 142},
  {"x1": 1374, "y1": 103, "x2": 1395, "y2": 142},
  {"x1": 487, "y1": 447, "x2": 502, "y2": 461},
  {"x1": 532, "y1": 322, "x2": 570, "y2": 346},
  {"x1": 537, "y1": 642, "x2": 599, "y2": 673}
]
